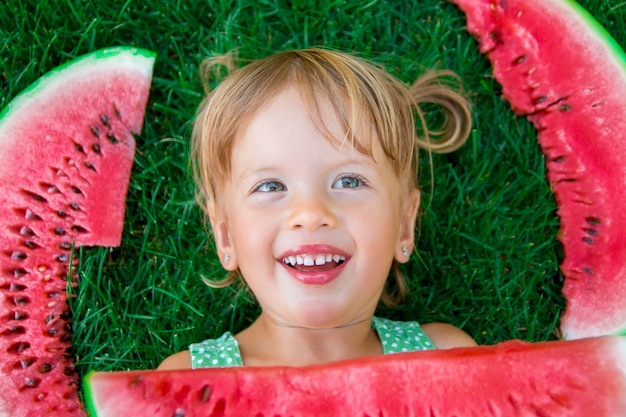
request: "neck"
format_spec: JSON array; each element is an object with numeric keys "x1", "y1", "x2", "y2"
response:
[{"x1": 235, "y1": 313, "x2": 382, "y2": 367}]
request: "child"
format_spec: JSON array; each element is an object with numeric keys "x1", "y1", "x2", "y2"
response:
[{"x1": 159, "y1": 48, "x2": 476, "y2": 370}]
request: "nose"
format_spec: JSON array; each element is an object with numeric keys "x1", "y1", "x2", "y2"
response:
[{"x1": 286, "y1": 190, "x2": 338, "y2": 231}]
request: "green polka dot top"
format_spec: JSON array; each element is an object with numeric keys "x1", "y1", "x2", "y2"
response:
[{"x1": 189, "y1": 316, "x2": 435, "y2": 368}]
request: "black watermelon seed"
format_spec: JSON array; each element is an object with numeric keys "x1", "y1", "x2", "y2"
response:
[
  {"x1": 16, "y1": 358, "x2": 35, "y2": 369},
  {"x1": 60, "y1": 310, "x2": 72, "y2": 320},
  {"x1": 100, "y1": 114, "x2": 110, "y2": 127},
  {"x1": 13, "y1": 311, "x2": 28, "y2": 321},
  {"x1": 173, "y1": 408, "x2": 186, "y2": 417},
  {"x1": 24, "y1": 378, "x2": 40, "y2": 388},
  {"x1": 513, "y1": 55, "x2": 526, "y2": 65},
  {"x1": 53, "y1": 227, "x2": 66, "y2": 236},
  {"x1": 14, "y1": 296, "x2": 30, "y2": 306},
  {"x1": 8, "y1": 326, "x2": 25, "y2": 335},
  {"x1": 584, "y1": 228, "x2": 599, "y2": 236},
  {"x1": 47, "y1": 328, "x2": 58, "y2": 336},
  {"x1": 24, "y1": 209, "x2": 42, "y2": 221},
  {"x1": 71, "y1": 225, "x2": 88, "y2": 234},
  {"x1": 74, "y1": 143, "x2": 85, "y2": 154},
  {"x1": 558, "y1": 104, "x2": 572, "y2": 112},
  {"x1": 45, "y1": 315, "x2": 55, "y2": 324},
  {"x1": 63, "y1": 367, "x2": 75, "y2": 377},
  {"x1": 21, "y1": 190, "x2": 47, "y2": 203},
  {"x1": 19, "y1": 226, "x2": 35, "y2": 237},
  {"x1": 85, "y1": 162, "x2": 97, "y2": 171},
  {"x1": 10, "y1": 283, "x2": 26, "y2": 292},
  {"x1": 552, "y1": 156, "x2": 567, "y2": 163},
  {"x1": 90, "y1": 125, "x2": 101, "y2": 138},
  {"x1": 1, "y1": 326, "x2": 26, "y2": 336},
  {"x1": 38, "y1": 363, "x2": 54, "y2": 374},
  {"x1": 59, "y1": 242, "x2": 72, "y2": 250},
  {"x1": 92, "y1": 143, "x2": 101, "y2": 154},
  {"x1": 11, "y1": 251, "x2": 27, "y2": 261},
  {"x1": 586, "y1": 217, "x2": 602, "y2": 226},
  {"x1": 23, "y1": 240, "x2": 40, "y2": 250},
  {"x1": 57, "y1": 210, "x2": 67, "y2": 218},
  {"x1": 70, "y1": 186, "x2": 82, "y2": 195},
  {"x1": 13, "y1": 268, "x2": 27, "y2": 279},
  {"x1": 534, "y1": 96, "x2": 547, "y2": 105},
  {"x1": 60, "y1": 333, "x2": 72, "y2": 343},
  {"x1": 69, "y1": 202, "x2": 80, "y2": 211},
  {"x1": 583, "y1": 237, "x2": 594, "y2": 245},
  {"x1": 47, "y1": 292, "x2": 59, "y2": 299},
  {"x1": 8, "y1": 341, "x2": 31, "y2": 354},
  {"x1": 107, "y1": 132, "x2": 119, "y2": 144},
  {"x1": 201, "y1": 385, "x2": 212, "y2": 402}
]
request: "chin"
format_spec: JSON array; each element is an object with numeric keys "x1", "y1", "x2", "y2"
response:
[{"x1": 287, "y1": 307, "x2": 359, "y2": 330}]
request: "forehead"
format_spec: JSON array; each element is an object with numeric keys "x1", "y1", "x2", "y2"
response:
[
  {"x1": 229, "y1": 88, "x2": 394, "y2": 184},
  {"x1": 236, "y1": 85, "x2": 376, "y2": 158}
]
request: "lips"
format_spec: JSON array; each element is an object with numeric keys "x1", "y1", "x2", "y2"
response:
[{"x1": 278, "y1": 246, "x2": 349, "y2": 284}]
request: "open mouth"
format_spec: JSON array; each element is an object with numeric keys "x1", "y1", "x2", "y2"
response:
[{"x1": 281, "y1": 254, "x2": 346, "y2": 272}]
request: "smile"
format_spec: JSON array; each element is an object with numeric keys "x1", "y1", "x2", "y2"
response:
[
  {"x1": 279, "y1": 252, "x2": 349, "y2": 285},
  {"x1": 281, "y1": 254, "x2": 346, "y2": 268}
]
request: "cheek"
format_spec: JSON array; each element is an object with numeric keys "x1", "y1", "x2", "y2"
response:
[
  {"x1": 229, "y1": 209, "x2": 277, "y2": 259},
  {"x1": 350, "y1": 204, "x2": 400, "y2": 252}
]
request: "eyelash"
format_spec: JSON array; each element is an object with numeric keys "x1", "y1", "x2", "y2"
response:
[
  {"x1": 332, "y1": 174, "x2": 367, "y2": 189},
  {"x1": 252, "y1": 174, "x2": 367, "y2": 193},
  {"x1": 253, "y1": 180, "x2": 286, "y2": 193}
]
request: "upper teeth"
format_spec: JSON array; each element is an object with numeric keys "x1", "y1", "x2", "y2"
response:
[{"x1": 282, "y1": 254, "x2": 346, "y2": 267}]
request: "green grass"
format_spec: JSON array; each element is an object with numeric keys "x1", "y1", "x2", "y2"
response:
[{"x1": 1, "y1": 0, "x2": 625, "y2": 396}]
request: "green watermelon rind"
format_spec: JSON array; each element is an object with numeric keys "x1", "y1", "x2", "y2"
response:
[
  {"x1": 561, "y1": 0, "x2": 626, "y2": 69},
  {"x1": 0, "y1": 46, "x2": 156, "y2": 126},
  {"x1": 82, "y1": 371, "x2": 99, "y2": 417}
]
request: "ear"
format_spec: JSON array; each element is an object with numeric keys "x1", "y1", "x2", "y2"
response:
[
  {"x1": 209, "y1": 206, "x2": 238, "y2": 271},
  {"x1": 395, "y1": 188, "x2": 420, "y2": 263}
]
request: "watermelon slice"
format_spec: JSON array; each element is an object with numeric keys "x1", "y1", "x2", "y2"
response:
[
  {"x1": 0, "y1": 47, "x2": 154, "y2": 416},
  {"x1": 84, "y1": 336, "x2": 626, "y2": 416},
  {"x1": 450, "y1": 0, "x2": 626, "y2": 339}
]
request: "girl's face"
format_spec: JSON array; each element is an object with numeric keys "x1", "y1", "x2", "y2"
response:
[{"x1": 212, "y1": 87, "x2": 420, "y2": 330}]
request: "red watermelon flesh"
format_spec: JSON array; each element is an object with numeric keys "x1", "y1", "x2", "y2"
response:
[
  {"x1": 0, "y1": 47, "x2": 154, "y2": 416},
  {"x1": 84, "y1": 336, "x2": 626, "y2": 417},
  {"x1": 450, "y1": 0, "x2": 626, "y2": 339}
]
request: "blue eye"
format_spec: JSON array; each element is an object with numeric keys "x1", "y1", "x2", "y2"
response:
[
  {"x1": 333, "y1": 176, "x2": 363, "y2": 189},
  {"x1": 255, "y1": 180, "x2": 286, "y2": 192}
]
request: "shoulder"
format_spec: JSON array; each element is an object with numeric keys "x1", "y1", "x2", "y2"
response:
[
  {"x1": 157, "y1": 350, "x2": 192, "y2": 370},
  {"x1": 420, "y1": 322, "x2": 477, "y2": 349}
]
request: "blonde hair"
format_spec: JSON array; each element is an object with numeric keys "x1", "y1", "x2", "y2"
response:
[{"x1": 191, "y1": 48, "x2": 472, "y2": 306}]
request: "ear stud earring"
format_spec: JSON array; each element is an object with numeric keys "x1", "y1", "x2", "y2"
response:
[
  {"x1": 402, "y1": 246, "x2": 409, "y2": 257},
  {"x1": 223, "y1": 253, "x2": 230, "y2": 264}
]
